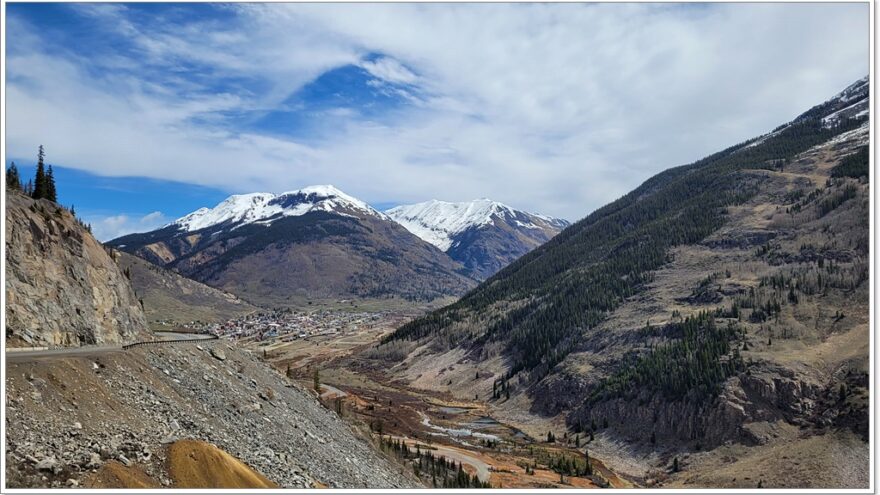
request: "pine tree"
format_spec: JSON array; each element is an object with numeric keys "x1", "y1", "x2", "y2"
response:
[
  {"x1": 46, "y1": 165, "x2": 57, "y2": 202},
  {"x1": 6, "y1": 162, "x2": 21, "y2": 190},
  {"x1": 32, "y1": 145, "x2": 47, "y2": 200}
]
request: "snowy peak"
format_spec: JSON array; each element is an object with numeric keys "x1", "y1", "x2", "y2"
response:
[
  {"x1": 172, "y1": 185, "x2": 384, "y2": 232},
  {"x1": 174, "y1": 193, "x2": 277, "y2": 232},
  {"x1": 386, "y1": 199, "x2": 568, "y2": 251}
]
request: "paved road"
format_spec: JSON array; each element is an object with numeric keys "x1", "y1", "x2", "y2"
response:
[{"x1": 5, "y1": 333, "x2": 216, "y2": 363}]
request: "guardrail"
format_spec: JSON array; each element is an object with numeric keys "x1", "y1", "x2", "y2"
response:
[{"x1": 122, "y1": 334, "x2": 218, "y2": 350}]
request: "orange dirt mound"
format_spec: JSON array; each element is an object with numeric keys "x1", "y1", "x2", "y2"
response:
[
  {"x1": 167, "y1": 439, "x2": 278, "y2": 488},
  {"x1": 85, "y1": 460, "x2": 161, "y2": 488}
]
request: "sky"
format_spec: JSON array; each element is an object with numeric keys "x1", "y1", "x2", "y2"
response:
[{"x1": 4, "y1": 3, "x2": 869, "y2": 241}]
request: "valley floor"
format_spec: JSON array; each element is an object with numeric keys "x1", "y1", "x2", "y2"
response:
[{"x1": 256, "y1": 317, "x2": 631, "y2": 489}]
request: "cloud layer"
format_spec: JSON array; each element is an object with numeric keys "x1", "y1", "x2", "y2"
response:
[
  {"x1": 5, "y1": 3, "x2": 869, "y2": 221},
  {"x1": 86, "y1": 211, "x2": 169, "y2": 242}
]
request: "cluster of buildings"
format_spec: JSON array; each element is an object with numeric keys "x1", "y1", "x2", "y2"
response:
[{"x1": 195, "y1": 309, "x2": 391, "y2": 342}]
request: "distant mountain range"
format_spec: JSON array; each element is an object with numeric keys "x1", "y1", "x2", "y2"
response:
[
  {"x1": 386, "y1": 199, "x2": 569, "y2": 279},
  {"x1": 108, "y1": 185, "x2": 566, "y2": 304}
]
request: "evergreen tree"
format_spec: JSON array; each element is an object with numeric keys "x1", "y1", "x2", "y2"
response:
[
  {"x1": 32, "y1": 145, "x2": 47, "y2": 200},
  {"x1": 24, "y1": 179, "x2": 34, "y2": 196},
  {"x1": 6, "y1": 162, "x2": 21, "y2": 191},
  {"x1": 46, "y1": 165, "x2": 57, "y2": 202}
]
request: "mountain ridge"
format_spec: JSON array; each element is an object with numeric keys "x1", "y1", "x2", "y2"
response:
[
  {"x1": 387, "y1": 199, "x2": 570, "y2": 279},
  {"x1": 108, "y1": 186, "x2": 478, "y2": 305}
]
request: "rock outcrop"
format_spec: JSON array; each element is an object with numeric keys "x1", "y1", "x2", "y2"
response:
[{"x1": 5, "y1": 192, "x2": 149, "y2": 347}]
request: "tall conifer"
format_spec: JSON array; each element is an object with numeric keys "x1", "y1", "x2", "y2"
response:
[
  {"x1": 46, "y1": 165, "x2": 57, "y2": 202},
  {"x1": 32, "y1": 145, "x2": 47, "y2": 200}
]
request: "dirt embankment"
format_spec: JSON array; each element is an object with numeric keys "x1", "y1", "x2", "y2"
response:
[
  {"x1": 85, "y1": 439, "x2": 277, "y2": 489},
  {"x1": 166, "y1": 439, "x2": 277, "y2": 488}
]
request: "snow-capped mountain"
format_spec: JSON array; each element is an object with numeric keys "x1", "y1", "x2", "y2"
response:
[
  {"x1": 387, "y1": 199, "x2": 569, "y2": 279},
  {"x1": 108, "y1": 186, "x2": 475, "y2": 303},
  {"x1": 171, "y1": 185, "x2": 385, "y2": 232}
]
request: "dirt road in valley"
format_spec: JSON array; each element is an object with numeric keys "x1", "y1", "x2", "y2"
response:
[{"x1": 391, "y1": 436, "x2": 491, "y2": 482}]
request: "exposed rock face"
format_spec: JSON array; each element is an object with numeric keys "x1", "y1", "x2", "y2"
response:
[{"x1": 5, "y1": 192, "x2": 149, "y2": 347}]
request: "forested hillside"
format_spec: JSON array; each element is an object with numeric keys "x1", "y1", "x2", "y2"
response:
[
  {"x1": 375, "y1": 77, "x2": 869, "y2": 488},
  {"x1": 385, "y1": 107, "x2": 866, "y2": 379}
]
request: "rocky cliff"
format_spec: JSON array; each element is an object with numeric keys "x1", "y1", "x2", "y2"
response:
[{"x1": 5, "y1": 192, "x2": 149, "y2": 347}]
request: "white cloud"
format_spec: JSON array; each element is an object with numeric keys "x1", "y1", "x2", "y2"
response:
[
  {"x1": 5, "y1": 4, "x2": 869, "y2": 221},
  {"x1": 359, "y1": 57, "x2": 419, "y2": 85},
  {"x1": 86, "y1": 211, "x2": 169, "y2": 242}
]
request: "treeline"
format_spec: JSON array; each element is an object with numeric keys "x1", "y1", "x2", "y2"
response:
[
  {"x1": 7, "y1": 146, "x2": 94, "y2": 233},
  {"x1": 384, "y1": 112, "x2": 866, "y2": 381},
  {"x1": 6, "y1": 145, "x2": 58, "y2": 202},
  {"x1": 377, "y1": 436, "x2": 491, "y2": 488},
  {"x1": 588, "y1": 312, "x2": 746, "y2": 404}
]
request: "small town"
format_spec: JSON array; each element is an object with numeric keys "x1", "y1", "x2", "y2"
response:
[{"x1": 179, "y1": 309, "x2": 403, "y2": 344}]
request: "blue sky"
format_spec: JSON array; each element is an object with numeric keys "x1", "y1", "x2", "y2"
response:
[{"x1": 5, "y1": 3, "x2": 869, "y2": 240}]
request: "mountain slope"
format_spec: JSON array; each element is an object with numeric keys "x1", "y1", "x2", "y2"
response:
[
  {"x1": 5, "y1": 333, "x2": 420, "y2": 488},
  {"x1": 386, "y1": 199, "x2": 569, "y2": 279},
  {"x1": 5, "y1": 191, "x2": 149, "y2": 347},
  {"x1": 108, "y1": 185, "x2": 476, "y2": 305},
  {"x1": 115, "y1": 250, "x2": 256, "y2": 325},
  {"x1": 377, "y1": 78, "x2": 869, "y2": 487}
]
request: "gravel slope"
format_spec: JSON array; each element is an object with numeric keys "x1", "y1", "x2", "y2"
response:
[{"x1": 5, "y1": 340, "x2": 420, "y2": 489}]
